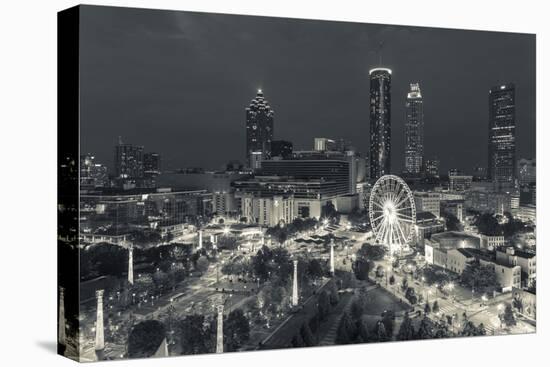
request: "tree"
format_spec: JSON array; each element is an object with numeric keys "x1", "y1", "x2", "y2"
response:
[
  {"x1": 389, "y1": 274, "x2": 395, "y2": 285},
  {"x1": 405, "y1": 287, "x2": 418, "y2": 305},
  {"x1": 321, "y1": 201, "x2": 338, "y2": 220},
  {"x1": 459, "y1": 321, "x2": 486, "y2": 336},
  {"x1": 441, "y1": 211, "x2": 463, "y2": 231},
  {"x1": 375, "y1": 320, "x2": 388, "y2": 342},
  {"x1": 217, "y1": 235, "x2": 238, "y2": 251},
  {"x1": 336, "y1": 312, "x2": 355, "y2": 344},
  {"x1": 300, "y1": 322, "x2": 315, "y2": 346},
  {"x1": 420, "y1": 266, "x2": 451, "y2": 286},
  {"x1": 473, "y1": 213, "x2": 503, "y2": 236},
  {"x1": 432, "y1": 301, "x2": 440, "y2": 314},
  {"x1": 416, "y1": 317, "x2": 434, "y2": 339},
  {"x1": 502, "y1": 213, "x2": 528, "y2": 237},
  {"x1": 397, "y1": 313, "x2": 415, "y2": 341},
  {"x1": 381, "y1": 310, "x2": 395, "y2": 337},
  {"x1": 350, "y1": 298, "x2": 365, "y2": 321},
  {"x1": 128, "y1": 320, "x2": 166, "y2": 358},
  {"x1": 291, "y1": 333, "x2": 304, "y2": 347},
  {"x1": 356, "y1": 243, "x2": 387, "y2": 261},
  {"x1": 251, "y1": 246, "x2": 292, "y2": 284},
  {"x1": 307, "y1": 258, "x2": 325, "y2": 280},
  {"x1": 179, "y1": 315, "x2": 211, "y2": 354},
  {"x1": 224, "y1": 309, "x2": 250, "y2": 352},
  {"x1": 80, "y1": 243, "x2": 128, "y2": 279},
  {"x1": 528, "y1": 278, "x2": 536, "y2": 294},
  {"x1": 353, "y1": 258, "x2": 371, "y2": 281},
  {"x1": 356, "y1": 319, "x2": 370, "y2": 343},
  {"x1": 502, "y1": 304, "x2": 516, "y2": 327},
  {"x1": 512, "y1": 296, "x2": 524, "y2": 313},
  {"x1": 195, "y1": 256, "x2": 209, "y2": 275},
  {"x1": 424, "y1": 302, "x2": 431, "y2": 315},
  {"x1": 461, "y1": 261, "x2": 498, "y2": 290},
  {"x1": 130, "y1": 229, "x2": 162, "y2": 247},
  {"x1": 317, "y1": 291, "x2": 331, "y2": 321},
  {"x1": 401, "y1": 278, "x2": 409, "y2": 293}
]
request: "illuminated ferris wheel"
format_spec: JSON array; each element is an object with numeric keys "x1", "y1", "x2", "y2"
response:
[{"x1": 369, "y1": 175, "x2": 416, "y2": 254}]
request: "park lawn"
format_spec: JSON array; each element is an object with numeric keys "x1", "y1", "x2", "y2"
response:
[{"x1": 363, "y1": 287, "x2": 410, "y2": 316}]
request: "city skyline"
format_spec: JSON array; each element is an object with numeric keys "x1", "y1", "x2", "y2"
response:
[
  {"x1": 59, "y1": 5, "x2": 536, "y2": 362},
  {"x1": 79, "y1": 6, "x2": 535, "y2": 173}
]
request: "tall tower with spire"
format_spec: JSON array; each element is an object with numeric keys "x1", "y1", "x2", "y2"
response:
[
  {"x1": 369, "y1": 68, "x2": 392, "y2": 180},
  {"x1": 245, "y1": 89, "x2": 274, "y2": 169},
  {"x1": 404, "y1": 83, "x2": 424, "y2": 175}
]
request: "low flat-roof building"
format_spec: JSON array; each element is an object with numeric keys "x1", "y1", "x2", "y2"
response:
[
  {"x1": 431, "y1": 231, "x2": 481, "y2": 249},
  {"x1": 446, "y1": 248, "x2": 475, "y2": 274},
  {"x1": 415, "y1": 212, "x2": 445, "y2": 245}
]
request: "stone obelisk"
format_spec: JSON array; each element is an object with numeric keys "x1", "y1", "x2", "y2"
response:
[
  {"x1": 198, "y1": 230, "x2": 203, "y2": 250},
  {"x1": 292, "y1": 260, "x2": 299, "y2": 307},
  {"x1": 216, "y1": 305, "x2": 224, "y2": 353},
  {"x1": 330, "y1": 241, "x2": 335, "y2": 276},
  {"x1": 58, "y1": 286, "x2": 66, "y2": 355},
  {"x1": 128, "y1": 246, "x2": 134, "y2": 285},
  {"x1": 95, "y1": 289, "x2": 105, "y2": 360}
]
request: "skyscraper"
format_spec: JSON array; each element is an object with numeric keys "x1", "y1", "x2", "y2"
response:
[
  {"x1": 369, "y1": 68, "x2": 392, "y2": 180},
  {"x1": 517, "y1": 158, "x2": 536, "y2": 186},
  {"x1": 80, "y1": 154, "x2": 108, "y2": 189},
  {"x1": 143, "y1": 152, "x2": 161, "y2": 176},
  {"x1": 424, "y1": 158, "x2": 439, "y2": 177},
  {"x1": 404, "y1": 83, "x2": 424, "y2": 175},
  {"x1": 488, "y1": 84, "x2": 516, "y2": 191},
  {"x1": 246, "y1": 89, "x2": 274, "y2": 168},
  {"x1": 114, "y1": 138, "x2": 144, "y2": 179}
]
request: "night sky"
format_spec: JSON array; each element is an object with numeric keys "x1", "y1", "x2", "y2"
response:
[{"x1": 79, "y1": 5, "x2": 536, "y2": 174}]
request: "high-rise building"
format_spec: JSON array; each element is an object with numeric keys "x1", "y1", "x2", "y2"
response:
[
  {"x1": 114, "y1": 138, "x2": 144, "y2": 179},
  {"x1": 80, "y1": 154, "x2": 108, "y2": 189},
  {"x1": 473, "y1": 166, "x2": 487, "y2": 180},
  {"x1": 143, "y1": 152, "x2": 161, "y2": 177},
  {"x1": 488, "y1": 84, "x2": 516, "y2": 191},
  {"x1": 448, "y1": 168, "x2": 461, "y2": 177},
  {"x1": 271, "y1": 140, "x2": 293, "y2": 159},
  {"x1": 424, "y1": 158, "x2": 440, "y2": 177},
  {"x1": 404, "y1": 83, "x2": 424, "y2": 175},
  {"x1": 414, "y1": 191, "x2": 441, "y2": 218},
  {"x1": 369, "y1": 68, "x2": 392, "y2": 180},
  {"x1": 517, "y1": 158, "x2": 536, "y2": 186},
  {"x1": 449, "y1": 175, "x2": 473, "y2": 192},
  {"x1": 246, "y1": 89, "x2": 274, "y2": 168}
]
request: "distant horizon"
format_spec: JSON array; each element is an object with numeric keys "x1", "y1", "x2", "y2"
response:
[{"x1": 79, "y1": 5, "x2": 536, "y2": 175}]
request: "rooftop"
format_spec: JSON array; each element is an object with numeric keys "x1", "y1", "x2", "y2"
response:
[{"x1": 432, "y1": 231, "x2": 479, "y2": 240}]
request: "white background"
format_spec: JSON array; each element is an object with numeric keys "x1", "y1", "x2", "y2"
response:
[{"x1": 0, "y1": 0, "x2": 547, "y2": 366}]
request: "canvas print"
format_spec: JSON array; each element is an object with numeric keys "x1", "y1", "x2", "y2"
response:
[{"x1": 57, "y1": 5, "x2": 536, "y2": 362}]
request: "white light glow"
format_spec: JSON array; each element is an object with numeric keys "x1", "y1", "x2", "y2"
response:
[{"x1": 369, "y1": 67, "x2": 392, "y2": 75}]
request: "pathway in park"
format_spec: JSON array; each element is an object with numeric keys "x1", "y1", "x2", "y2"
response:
[{"x1": 317, "y1": 292, "x2": 355, "y2": 346}]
